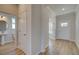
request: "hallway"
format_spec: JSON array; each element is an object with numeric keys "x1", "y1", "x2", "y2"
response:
[{"x1": 49, "y1": 39, "x2": 79, "y2": 55}]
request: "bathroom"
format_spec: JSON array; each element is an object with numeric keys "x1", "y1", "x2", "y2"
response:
[{"x1": 0, "y1": 12, "x2": 16, "y2": 45}]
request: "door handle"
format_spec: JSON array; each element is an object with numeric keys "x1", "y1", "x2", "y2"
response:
[{"x1": 24, "y1": 34, "x2": 27, "y2": 36}]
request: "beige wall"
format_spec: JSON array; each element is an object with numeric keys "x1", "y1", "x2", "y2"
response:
[{"x1": 0, "y1": 4, "x2": 18, "y2": 16}]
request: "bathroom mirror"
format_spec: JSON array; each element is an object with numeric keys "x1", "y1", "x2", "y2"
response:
[{"x1": 0, "y1": 20, "x2": 7, "y2": 32}]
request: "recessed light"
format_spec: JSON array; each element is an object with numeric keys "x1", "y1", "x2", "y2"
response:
[
  {"x1": 0, "y1": 16, "x2": 5, "y2": 18},
  {"x1": 3, "y1": 16, "x2": 5, "y2": 18},
  {"x1": 62, "y1": 8, "x2": 65, "y2": 11}
]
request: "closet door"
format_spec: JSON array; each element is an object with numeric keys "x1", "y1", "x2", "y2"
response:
[
  {"x1": 18, "y1": 11, "x2": 27, "y2": 54},
  {"x1": 18, "y1": 5, "x2": 32, "y2": 54}
]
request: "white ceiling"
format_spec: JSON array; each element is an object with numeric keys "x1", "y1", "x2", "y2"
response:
[{"x1": 48, "y1": 4, "x2": 77, "y2": 16}]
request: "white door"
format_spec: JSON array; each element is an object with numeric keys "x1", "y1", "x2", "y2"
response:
[
  {"x1": 18, "y1": 12, "x2": 27, "y2": 53},
  {"x1": 18, "y1": 5, "x2": 32, "y2": 55}
]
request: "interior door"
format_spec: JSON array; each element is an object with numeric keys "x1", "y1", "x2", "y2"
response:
[{"x1": 18, "y1": 12, "x2": 27, "y2": 53}]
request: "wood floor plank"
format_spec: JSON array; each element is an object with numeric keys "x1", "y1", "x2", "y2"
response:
[{"x1": 48, "y1": 39, "x2": 79, "y2": 55}]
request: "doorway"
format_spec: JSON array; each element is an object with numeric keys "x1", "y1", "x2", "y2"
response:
[{"x1": 0, "y1": 12, "x2": 17, "y2": 55}]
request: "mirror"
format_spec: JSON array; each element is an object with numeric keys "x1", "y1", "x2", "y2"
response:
[{"x1": 0, "y1": 20, "x2": 7, "y2": 32}]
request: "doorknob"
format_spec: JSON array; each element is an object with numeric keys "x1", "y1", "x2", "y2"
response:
[{"x1": 24, "y1": 34, "x2": 27, "y2": 36}]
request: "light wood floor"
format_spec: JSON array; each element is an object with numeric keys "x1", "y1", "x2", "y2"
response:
[
  {"x1": 15, "y1": 48, "x2": 25, "y2": 55},
  {"x1": 0, "y1": 42, "x2": 25, "y2": 55},
  {"x1": 0, "y1": 42, "x2": 16, "y2": 55},
  {"x1": 0, "y1": 39, "x2": 79, "y2": 55},
  {"x1": 48, "y1": 39, "x2": 79, "y2": 55}
]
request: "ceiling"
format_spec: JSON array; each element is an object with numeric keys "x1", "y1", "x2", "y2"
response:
[{"x1": 48, "y1": 4, "x2": 77, "y2": 16}]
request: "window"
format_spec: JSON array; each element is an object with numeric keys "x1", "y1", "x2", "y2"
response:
[
  {"x1": 12, "y1": 17, "x2": 15, "y2": 29},
  {"x1": 61, "y1": 22, "x2": 68, "y2": 27}
]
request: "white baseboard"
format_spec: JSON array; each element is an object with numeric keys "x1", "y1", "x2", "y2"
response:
[
  {"x1": 56, "y1": 38, "x2": 75, "y2": 42},
  {"x1": 37, "y1": 45, "x2": 48, "y2": 55},
  {"x1": 75, "y1": 41, "x2": 79, "y2": 49}
]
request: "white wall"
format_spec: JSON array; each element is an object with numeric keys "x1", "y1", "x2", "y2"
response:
[
  {"x1": 56, "y1": 12, "x2": 75, "y2": 41},
  {"x1": 31, "y1": 5, "x2": 49, "y2": 54},
  {"x1": 40, "y1": 5, "x2": 49, "y2": 52},
  {"x1": 75, "y1": 5, "x2": 79, "y2": 48},
  {"x1": 31, "y1": 5, "x2": 41, "y2": 54}
]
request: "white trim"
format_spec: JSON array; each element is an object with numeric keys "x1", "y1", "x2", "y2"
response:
[
  {"x1": 36, "y1": 44, "x2": 48, "y2": 55},
  {"x1": 55, "y1": 38, "x2": 75, "y2": 42},
  {"x1": 75, "y1": 40, "x2": 79, "y2": 49}
]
